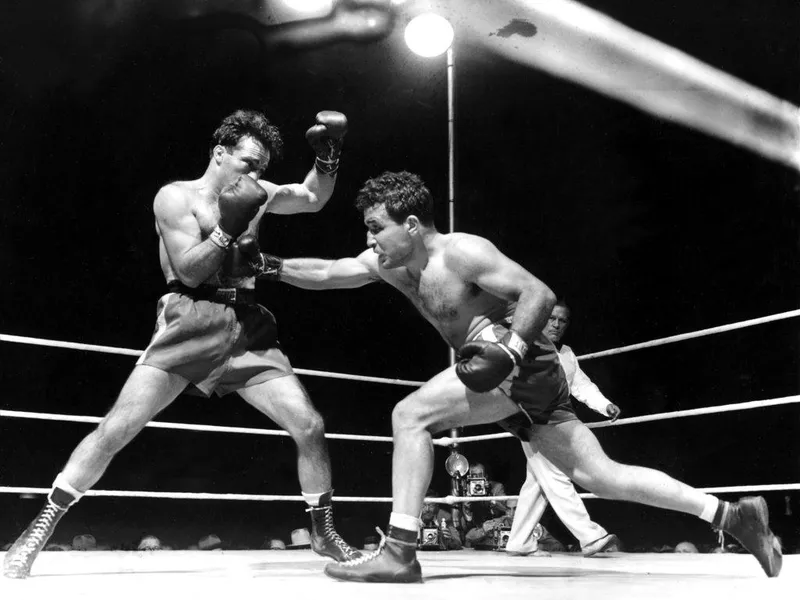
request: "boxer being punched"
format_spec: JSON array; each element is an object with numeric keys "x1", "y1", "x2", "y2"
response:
[
  {"x1": 3, "y1": 109, "x2": 359, "y2": 579},
  {"x1": 239, "y1": 170, "x2": 781, "y2": 582}
]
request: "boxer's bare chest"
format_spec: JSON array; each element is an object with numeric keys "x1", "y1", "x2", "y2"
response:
[{"x1": 394, "y1": 262, "x2": 479, "y2": 324}]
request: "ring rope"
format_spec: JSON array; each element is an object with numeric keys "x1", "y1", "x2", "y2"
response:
[
  {"x1": 0, "y1": 410, "x2": 394, "y2": 444},
  {"x1": 2, "y1": 486, "x2": 799, "y2": 503},
  {"x1": 577, "y1": 308, "x2": 800, "y2": 361},
  {"x1": 434, "y1": 395, "x2": 800, "y2": 445},
  {"x1": 4, "y1": 394, "x2": 799, "y2": 446},
  {"x1": 3, "y1": 306, "x2": 798, "y2": 385},
  {"x1": 0, "y1": 334, "x2": 425, "y2": 387}
]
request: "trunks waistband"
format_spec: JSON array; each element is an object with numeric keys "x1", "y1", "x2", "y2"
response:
[{"x1": 167, "y1": 280, "x2": 256, "y2": 306}]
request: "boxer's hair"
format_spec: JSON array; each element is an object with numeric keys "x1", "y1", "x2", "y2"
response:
[
  {"x1": 355, "y1": 171, "x2": 435, "y2": 226},
  {"x1": 211, "y1": 109, "x2": 284, "y2": 161}
]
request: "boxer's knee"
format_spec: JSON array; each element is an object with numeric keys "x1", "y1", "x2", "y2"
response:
[
  {"x1": 392, "y1": 398, "x2": 429, "y2": 434},
  {"x1": 287, "y1": 408, "x2": 326, "y2": 445},
  {"x1": 573, "y1": 460, "x2": 626, "y2": 500},
  {"x1": 92, "y1": 417, "x2": 139, "y2": 457}
]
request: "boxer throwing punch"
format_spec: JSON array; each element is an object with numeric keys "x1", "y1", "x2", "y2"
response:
[{"x1": 237, "y1": 170, "x2": 781, "y2": 583}]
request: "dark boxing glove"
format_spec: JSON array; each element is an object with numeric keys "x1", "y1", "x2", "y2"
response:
[
  {"x1": 212, "y1": 177, "x2": 268, "y2": 248},
  {"x1": 237, "y1": 235, "x2": 283, "y2": 281},
  {"x1": 455, "y1": 331, "x2": 529, "y2": 393},
  {"x1": 306, "y1": 111, "x2": 348, "y2": 176}
]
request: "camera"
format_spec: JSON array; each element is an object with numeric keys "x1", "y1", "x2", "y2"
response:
[
  {"x1": 418, "y1": 527, "x2": 442, "y2": 550},
  {"x1": 494, "y1": 527, "x2": 511, "y2": 550},
  {"x1": 467, "y1": 475, "x2": 488, "y2": 496}
]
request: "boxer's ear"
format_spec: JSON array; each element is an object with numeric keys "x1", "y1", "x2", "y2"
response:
[
  {"x1": 405, "y1": 215, "x2": 421, "y2": 236},
  {"x1": 212, "y1": 145, "x2": 226, "y2": 164}
]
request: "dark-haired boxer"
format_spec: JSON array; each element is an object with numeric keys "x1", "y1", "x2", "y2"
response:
[
  {"x1": 238, "y1": 169, "x2": 781, "y2": 583},
  {"x1": 3, "y1": 108, "x2": 359, "y2": 579}
]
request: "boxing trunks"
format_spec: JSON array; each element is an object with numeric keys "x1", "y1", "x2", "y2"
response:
[
  {"x1": 470, "y1": 319, "x2": 576, "y2": 440},
  {"x1": 136, "y1": 281, "x2": 293, "y2": 396}
]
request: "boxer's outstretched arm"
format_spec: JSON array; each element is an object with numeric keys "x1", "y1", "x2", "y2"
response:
[{"x1": 281, "y1": 249, "x2": 381, "y2": 290}]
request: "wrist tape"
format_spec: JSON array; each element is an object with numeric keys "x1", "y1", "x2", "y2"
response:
[
  {"x1": 209, "y1": 225, "x2": 233, "y2": 249},
  {"x1": 503, "y1": 331, "x2": 529, "y2": 361}
]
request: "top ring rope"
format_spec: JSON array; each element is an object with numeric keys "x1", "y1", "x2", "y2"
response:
[
  {"x1": 0, "y1": 334, "x2": 425, "y2": 388},
  {"x1": 3, "y1": 308, "x2": 798, "y2": 382},
  {"x1": 0, "y1": 409, "x2": 394, "y2": 444},
  {"x1": 577, "y1": 308, "x2": 800, "y2": 361}
]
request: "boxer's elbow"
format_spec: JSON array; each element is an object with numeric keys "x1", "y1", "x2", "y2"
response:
[{"x1": 540, "y1": 286, "x2": 556, "y2": 311}]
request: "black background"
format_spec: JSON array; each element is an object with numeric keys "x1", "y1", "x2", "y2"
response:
[{"x1": 0, "y1": 0, "x2": 798, "y2": 551}]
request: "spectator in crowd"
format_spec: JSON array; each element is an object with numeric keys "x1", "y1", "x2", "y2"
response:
[
  {"x1": 460, "y1": 463, "x2": 513, "y2": 549},
  {"x1": 420, "y1": 488, "x2": 462, "y2": 550}
]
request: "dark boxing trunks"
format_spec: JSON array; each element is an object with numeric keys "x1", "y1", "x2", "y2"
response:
[
  {"x1": 471, "y1": 320, "x2": 575, "y2": 440},
  {"x1": 136, "y1": 283, "x2": 293, "y2": 396}
]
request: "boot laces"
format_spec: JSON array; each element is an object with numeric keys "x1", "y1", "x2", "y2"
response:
[
  {"x1": 308, "y1": 504, "x2": 361, "y2": 561},
  {"x1": 8, "y1": 501, "x2": 61, "y2": 568},
  {"x1": 340, "y1": 527, "x2": 387, "y2": 567}
]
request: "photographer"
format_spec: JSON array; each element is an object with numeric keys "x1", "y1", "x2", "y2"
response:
[
  {"x1": 460, "y1": 463, "x2": 513, "y2": 548},
  {"x1": 419, "y1": 489, "x2": 463, "y2": 550}
]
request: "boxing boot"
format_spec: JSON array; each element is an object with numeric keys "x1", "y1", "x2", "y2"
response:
[
  {"x1": 714, "y1": 496, "x2": 782, "y2": 577},
  {"x1": 3, "y1": 486, "x2": 77, "y2": 579},
  {"x1": 324, "y1": 526, "x2": 422, "y2": 583},
  {"x1": 308, "y1": 492, "x2": 361, "y2": 562}
]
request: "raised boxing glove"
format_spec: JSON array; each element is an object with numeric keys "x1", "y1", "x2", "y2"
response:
[
  {"x1": 455, "y1": 331, "x2": 528, "y2": 393},
  {"x1": 306, "y1": 111, "x2": 348, "y2": 176},
  {"x1": 237, "y1": 235, "x2": 283, "y2": 281}
]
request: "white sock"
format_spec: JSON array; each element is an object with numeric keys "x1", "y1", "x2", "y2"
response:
[
  {"x1": 389, "y1": 511, "x2": 421, "y2": 532},
  {"x1": 302, "y1": 491, "x2": 324, "y2": 507},
  {"x1": 53, "y1": 472, "x2": 85, "y2": 500},
  {"x1": 698, "y1": 494, "x2": 720, "y2": 523}
]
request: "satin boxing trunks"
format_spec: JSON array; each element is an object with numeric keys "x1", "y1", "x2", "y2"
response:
[
  {"x1": 470, "y1": 320, "x2": 576, "y2": 440},
  {"x1": 136, "y1": 283, "x2": 293, "y2": 397}
]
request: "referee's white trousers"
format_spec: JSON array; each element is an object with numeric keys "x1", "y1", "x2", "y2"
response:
[{"x1": 506, "y1": 440, "x2": 607, "y2": 553}]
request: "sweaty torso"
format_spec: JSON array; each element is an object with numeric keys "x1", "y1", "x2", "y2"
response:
[
  {"x1": 380, "y1": 239, "x2": 514, "y2": 348},
  {"x1": 157, "y1": 181, "x2": 260, "y2": 289}
]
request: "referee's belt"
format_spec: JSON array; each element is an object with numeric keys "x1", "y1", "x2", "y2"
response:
[{"x1": 167, "y1": 280, "x2": 256, "y2": 305}]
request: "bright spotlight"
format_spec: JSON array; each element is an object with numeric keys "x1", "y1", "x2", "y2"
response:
[{"x1": 404, "y1": 13, "x2": 454, "y2": 58}]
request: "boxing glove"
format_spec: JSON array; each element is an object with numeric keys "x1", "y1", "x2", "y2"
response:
[
  {"x1": 456, "y1": 331, "x2": 528, "y2": 393},
  {"x1": 306, "y1": 111, "x2": 348, "y2": 176},
  {"x1": 216, "y1": 177, "x2": 268, "y2": 246},
  {"x1": 237, "y1": 235, "x2": 283, "y2": 281}
]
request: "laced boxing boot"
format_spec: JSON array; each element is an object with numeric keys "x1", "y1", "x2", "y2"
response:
[
  {"x1": 324, "y1": 525, "x2": 422, "y2": 583},
  {"x1": 3, "y1": 486, "x2": 78, "y2": 579},
  {"x1": 307, "y1": 491, "x2": 362, "y2": 562},
  {"x1": 713, "y1": 496, "x2": 782, "y2": 577}
]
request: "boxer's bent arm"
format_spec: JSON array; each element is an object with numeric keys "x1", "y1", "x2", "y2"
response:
[
  {"x1": 154, "y1": 187, "x2": 227, "y2": 287},
  {"x1": 260, "y1": 170, "x2": 335, "y2": 215},
  {"x1": 446, "y1": 235, "x2": 555, "y2": 343},
  {"x1": 281, "y1": 251, "x2": 380, "y2": 290}
]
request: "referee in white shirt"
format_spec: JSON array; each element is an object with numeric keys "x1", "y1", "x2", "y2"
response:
[{"x1": 506, "y1": 300, "x2": 622, "y2": 557}]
